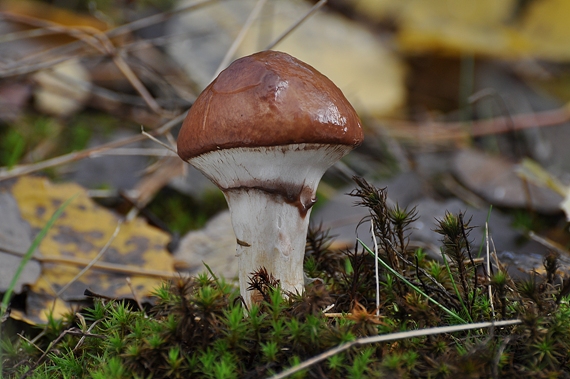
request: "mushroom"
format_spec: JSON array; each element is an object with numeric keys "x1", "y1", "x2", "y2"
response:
[{"x1": 177, "y1": 50, "x2": 363, "y2": 306}]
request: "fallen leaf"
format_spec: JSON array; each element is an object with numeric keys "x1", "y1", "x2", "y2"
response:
[
  {"x1": 518, "y1": 0, "x2": 570, "y2": 61},
  {"x1": 8, "y1": 176, "x2": 176, "y2": 324},
  {"x1": 354, "y1": 0, "x2": 570, "y2": 61},
  {"x1": 396, "y1": 0, "x2": 523, "y2": 57},
  {"x1": 452, "y1": 149, "x2": 563, "y2": 213},
  {"x1": 168, "y1": 0, "x2": 406, "y2": 117},
  {"x1": 0, "y1": 191, "x2": 41, "y2": 294},
  {"x1": 517, "y1": 158, "x2": 570, "y2": 221}
]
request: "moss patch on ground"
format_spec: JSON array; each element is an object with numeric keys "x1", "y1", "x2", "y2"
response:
[{"x1": 3, "y1": 177, "x2": 570, "y2": 378}]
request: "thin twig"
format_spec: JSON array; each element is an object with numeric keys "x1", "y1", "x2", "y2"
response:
[
  {"x1": 141, "y1": 126, "x2": 178, "y2": 153},
  {"x1": 16, "y1": 333, "x2": 45, "y2": 355},
  {"x1": 371, "y1": 219, "x2": 380, "y2": 317},
  {"x1": 106, "y1": 0, "x2": 218, "y2": 39},
  {"x1": 2, "y1": 9, "x2": 174, "y2": 115},
  {"x1": 269, "y1": 319, "x2": 522, "y2": 379},
  {"x1": 528, "y1": 231, "x2": 568, "y2": 255},
  {"x1": 386, "y1": 105, "x2": 570, "y2": 144},
  {"x1": 214, "y1": 0, "x2": 267, "y2": 77},
  {"x1": 73, "y1": 318, "x2": 103, "y2": 352},
  {"x1": 91, "y1": 148, "x2": 177, "y2": 157},
  {"x1": 0, "y1": 12, "x2": 112, "y2": 54},
  {"x1": 0, "y1": 27, "x2": 61, "y2": 43},
  {"x1": 1, "y1": 247, "x2": 191, "y2": 279},
  {"x1": 112, "y1": 54, "x2": 165, "y2": 114},
  {"x1": 0, "y1": 112, "x2": 186, "y2": 181},
  {"x1": 459, "y1": 212, "x2": 477, "y2": 311},
  {"x1": 56, "y1": 220, "x2": 123, "y2": 297},
  {"x1": 126, "y1": 277, "x2": 146, "y2": 315},
  {"x1": 0, "y1": 0, "x2": 218, "y2": 77},
  {"x1": 265, "y1": 0, "x2": 327, "y2": 50},
  {"x1": 20, "y1": 327, "x2": 105, "y2": 379},
  {"x1": 486, "y1": 221, "x2": 495, "y2": 318}
]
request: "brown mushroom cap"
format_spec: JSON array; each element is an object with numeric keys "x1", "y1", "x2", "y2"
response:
[{"x1": 177, "y1": 50, "x2": 363, "y2": 161}]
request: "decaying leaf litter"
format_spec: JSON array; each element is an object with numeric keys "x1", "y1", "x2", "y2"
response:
[{"x1": 2, "y1": 0, "x2": 570, "y2": 377}]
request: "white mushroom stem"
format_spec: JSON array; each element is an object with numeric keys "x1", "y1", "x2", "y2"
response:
[{"x1": 189, "y1": 143, "x2": 353, "y2": 306}]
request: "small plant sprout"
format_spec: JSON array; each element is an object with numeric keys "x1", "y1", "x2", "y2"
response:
[{"x1": 177, "y1": 50, "x2": 363, "y2": 306}]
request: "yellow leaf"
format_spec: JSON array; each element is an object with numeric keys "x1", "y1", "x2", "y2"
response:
[
  {"x1": 358, "y1": 0, "x2": 570, "y2": 60},
  {"x1": 0, "y1": 0, "x2": 108, "y2": 30},
  {"x1": 397, "y1": 0, "x2": 520, "y2": 57},
  {"x1": 10, "y1": 176, "x2": 176, "y2": 324},
  {"x1": 242, "y1": 0, "x2": 405, "y2": 116},
  {"x1": 517, "y1": 0, "x2": 570, "y2": 61}
]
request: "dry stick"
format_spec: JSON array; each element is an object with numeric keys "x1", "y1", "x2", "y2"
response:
[
  {"x1": 16, "y1": 333, "x2": 45, "y2": 355},
  {"x1": 165, "y1": 131, "x2": 178, "y2": 149},
  {"x1": 126, "y1": 128, "x2": 178, "y2": 222},
  {"x1": 488, "y1": 235, "x2": 518, "y2": 294},
  {"x1": 265, "y1": 0, "x2": 327, "y2": 50},
  {"x1": 141, "y1": 127, "x2": 178, "y2": 153},
  {"x1": 0, "y1": 0, "x2": 218, "y2": 76},
  {"x1": 1, "y1": 247, "x2": 190, "y2": 279},
  {"x1": 459, "y1": 212, "x2": 477, "y2": 312},
  {"x1": 0, "y1": 55, "x2": 73, "y2": 78},
  {"x1": 5, "y1": 11, "x2": 166, "y2": 115},
  {"x1": 19, "y1": 56, "x2": 176, "y2": 109},
  {"x1": 371, "y1": 219, "x2": 380, "y2": 317},
  {"x1": 528, "y1": 231, "x2": 570, "y2": 258},
  {"x1": 269, "y1": 319, "x2": 522, "y2": 379},
  {"x1": 0, "y1": 27, "x2": 62, "y2": 43},
  {"x1": 3, "y1": 13, "x2": 177, "y2": 116},
  {"x1": 112, "y1": 53, "x2": 165, "y2": 114},
  {"x1": 91, "y1": 148, "x2": 177, "y2": 156},
  {"x1": 126, "y1": 277, "x2": 146, "y2": 314},
  {"x1": 15, "y1": 11, "x2": 164, "y2": 114},
  {"x1": 0, "y1": 12, "x2": 113, "y2": 54},
  {"x1": 55, "y1": 220, "x2": 123, "y2": 298},
  {"x1": 214, "y1": 0, "x2": 267, "y2": 77},
  {"x1": 20, "y1": 326, "x2": 105, "y2": 379},
  {"x1": 73, "y1": 319, "x2": 103, "y2": 352},
  {"x1": 486, "y1": 221, "x2": 495, "y2": 318},
  {"x1": 387, "y1": 105, "x2": 570, "y2": 143},
  {"x1": 106, "y1": 0, "x2": 217, "y2": 39},
  {"x1": 528, "y1": 232, "x2": 570, "y2": 270},
  {"x1": 0, "y1": 112, "x2": 186, "y2": 181}
]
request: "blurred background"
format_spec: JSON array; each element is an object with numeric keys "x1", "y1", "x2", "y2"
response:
[{"x1": 2, "y1": 0, "x2": 570, "y2": 324}]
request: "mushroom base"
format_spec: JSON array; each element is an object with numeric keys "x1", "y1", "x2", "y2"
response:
[{"x1": 189, "y1": 143, "x2": 353, "y2": 306}]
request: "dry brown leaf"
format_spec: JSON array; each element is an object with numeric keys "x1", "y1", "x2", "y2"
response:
[{"x1": 452, "y1": 149, "x2": 563, "y2": 213}]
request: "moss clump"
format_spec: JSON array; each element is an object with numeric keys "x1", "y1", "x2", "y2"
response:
[{"x1": 3, "y1": 177, "x2": 570, "y2": 378}]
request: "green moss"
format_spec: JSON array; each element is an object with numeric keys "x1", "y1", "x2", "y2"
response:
[{"x1": 4, "y1": 177, "x2": 570, "y2": 378}]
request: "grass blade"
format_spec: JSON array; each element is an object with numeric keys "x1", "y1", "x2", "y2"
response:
[
  {"x1": 358, "y1": 239, "x2": 467, "y2": 324},
  {"x1": 0, "y1": 193, "x2": 77, "y2": 376},
  {"x1": 1, "y1": 194, "x2": 77, "y2": 316}
]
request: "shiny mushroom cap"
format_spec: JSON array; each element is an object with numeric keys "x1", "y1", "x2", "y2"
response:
[{"x1": 177, "y1": 50, "x2": 363, "y2": 161}]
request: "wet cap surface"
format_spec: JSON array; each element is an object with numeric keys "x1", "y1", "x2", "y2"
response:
[{"x1": 177, "y1": 50, "x2": 363, "y2": 160}]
